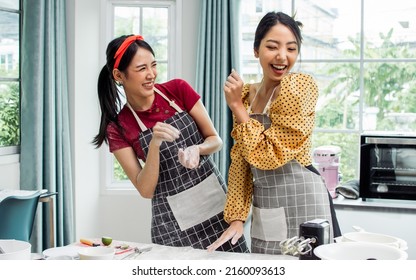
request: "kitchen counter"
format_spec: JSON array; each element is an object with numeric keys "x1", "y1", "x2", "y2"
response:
[
  {"x1": 43, "y1": 240, "x2": 297, "y2": 260},
  {"x1": 115, "y1": 242, "x2": 297, "y2": 260}
]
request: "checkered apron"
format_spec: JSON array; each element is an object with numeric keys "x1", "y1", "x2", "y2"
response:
[
  {"x1": 248, "y1": 114, "x2": 333, "y2": 254},
  {"x1": 129, "y1": 90, "x2": 249, "y2": 253}
]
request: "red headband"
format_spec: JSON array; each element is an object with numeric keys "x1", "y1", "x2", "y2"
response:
[{"x1": 113, "y1": 35, "x2": 144, "y2": 69}]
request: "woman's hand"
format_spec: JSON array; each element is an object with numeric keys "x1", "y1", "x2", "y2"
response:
[
  {"x1": 150, "y1": 122, "x2": 180, "y2": 147},
  {"x1": 206, "y1": 220, "x2": 244, "y2": 252},
  {"x1": 178, "y1": 145, "x2": 200, "y2": 169},
  {"x1": 223, "y1": 69, "x2": 244, "y2": 110},
  {"x1": 223, "y1": 70, "x2": 250, "y2": 123}
]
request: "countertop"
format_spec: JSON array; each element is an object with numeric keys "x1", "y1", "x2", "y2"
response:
[
  {"x1": 42, "y1": 240, "x2": 297, "y2": 260},
  {"x1": 115, "y1": 242, "x2": 297, "y2": 260}
]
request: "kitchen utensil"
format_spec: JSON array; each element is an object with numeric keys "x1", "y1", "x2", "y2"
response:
[
  {"x1": 121, "y1": 246, "x2": 152, "y2": 260},
  {"x1": 314, "y1": 242, "x2": 408, "y2": 260},
  {"x1": 78, "y1": 246, "x2": 115, "y2": 260},
  {"x1": 313, "y1": 145, "x2": 341, "y2": 198},
  {"x1": 80, "y1": 238, "x2": 100, "y2": 247},
  {"x1": 340, "y1": 226, "x2": 408, "y2": 250},
  {"x1": 0, "y1": 239, "x2": 31, "y2": 260},
  {"x1": 298, "y1": 219, "x2": 331, "y2": 260},
  {"x1": 43, "y1": 246, "x2": 80, "y2": 259},
  {"x1": 46, "y1": 255, "x2": 74, "y2": 260}
]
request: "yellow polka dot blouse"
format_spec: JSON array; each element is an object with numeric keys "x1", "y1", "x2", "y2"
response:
[{"x1": 224, "y1": 73, "x2": 319, "y2": 224}]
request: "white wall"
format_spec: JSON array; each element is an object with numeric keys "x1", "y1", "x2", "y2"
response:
[{"x1": 0, "y1": 155, "x2": 19, "y2": 189}]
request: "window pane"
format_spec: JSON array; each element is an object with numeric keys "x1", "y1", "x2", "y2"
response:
[
  {"x1": 240, "y1": 0, "x2": 292, "y2": 82},
  {"x1": 113, "y1": 155, "x2": 128, "y2": 181},
  {"x1": 312, "y1": 132, "x2": 359, "y2": 182},
  {"x1": 240, "y1": 0, "x2": 291, "y2": 16},
  {"x1": 364, "y1": 0, "x2": 416, "y2": 58},
  {"x1": 113, "y1": 6, "x2": 168, "y2": 83},
  {"x1": 0, "y1": 81, "x2": 19, "y2": 146},
  {"x1": 156, "y1": 62, "x2": 167, "y2": 83},
  {"x1": 0, "y1": 0, "x2": 19, "y2": 10},
  {"x1": 364, "y1": 62, "x2": 416, "y2": 132},
  {"x1": 142, "y1": 7, "x2": 168, "y2": 61},
  {"x1": 114, "y1": 7, "x2": 141, "y2": 37},
  {"x1": 300, "y1": 62, "x2": 360, "y2": 130},
  {"x1": 0, "y1": 10, "x2": 19, "y2": 78},
  {"x1": 296, "y1": 0, "x2": 361, "y2": 60}
]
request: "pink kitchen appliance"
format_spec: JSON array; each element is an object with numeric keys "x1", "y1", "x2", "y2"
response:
[{"x1": 313, "y1": 145, "x2": 341, "y2": 198}]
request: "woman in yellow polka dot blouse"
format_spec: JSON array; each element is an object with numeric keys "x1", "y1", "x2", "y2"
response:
[{"x1": 208, "y1": 12, "x2": 340, "y2": 254}]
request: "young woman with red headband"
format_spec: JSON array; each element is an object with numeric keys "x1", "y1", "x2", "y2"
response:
[{"x1": 93, "y1": 34, "x2": 249, "y2": 252}]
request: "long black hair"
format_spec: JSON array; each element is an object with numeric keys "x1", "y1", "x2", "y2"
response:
[
  {"x1": 92, "y1": 35, "x2": 155, "y2": 148},
  {"x1": 253, "y1": 12, "x2": 303, "y2": 53}
]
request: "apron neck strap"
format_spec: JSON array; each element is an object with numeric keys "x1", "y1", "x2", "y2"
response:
[
  {"x1": 154, "y1": 87, "x2": 183, "y2": 113},
  {"x1": 248, "y1": 82, "x2": 279, "y2": 115},
  {"x1": 126, "y1": 87, "x2": 184, "y2": 131},
  {"x1": 126, "y1": 102, "x2": 148, "y2": 131}
]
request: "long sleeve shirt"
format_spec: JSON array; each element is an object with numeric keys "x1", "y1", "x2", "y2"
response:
[{"x1": 224, "y1": 73, "x2": 319, "y2": 223}]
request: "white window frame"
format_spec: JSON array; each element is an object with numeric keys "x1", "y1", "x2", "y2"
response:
[{"x1": 99, "y1": 0, "x2": 182, "y2": 194}]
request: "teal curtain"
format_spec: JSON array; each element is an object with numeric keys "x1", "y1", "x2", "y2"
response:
[
  {"x1": 196, "y1": 0, "x2": 241, "y2": 179},
  {"x1": 20, "y1": 0, "x2": 74, "y2": 252}
]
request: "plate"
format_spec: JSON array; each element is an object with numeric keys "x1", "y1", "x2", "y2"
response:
[{"x1": 42, "y1": 246, "x2": 80, "y2": 259}]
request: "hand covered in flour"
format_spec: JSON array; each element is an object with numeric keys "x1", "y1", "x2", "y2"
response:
[
  {"x1": 206, "y1": 220, "x2": 244, "y2": 252},
  {"x1": 151, "y1": 122, "x2": 180, "y2": 147},
  {"x1": 178, "y1": 145, "x2": 200, "y2": 169}
]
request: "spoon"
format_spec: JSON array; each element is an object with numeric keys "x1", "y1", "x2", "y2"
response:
[{"x1": 121, "y1": 247, "x2": 152, "y2": 260}]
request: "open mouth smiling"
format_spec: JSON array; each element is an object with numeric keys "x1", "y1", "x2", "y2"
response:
[{"x1": 272, "y1": 64, "x2": 287, "y2": 71}]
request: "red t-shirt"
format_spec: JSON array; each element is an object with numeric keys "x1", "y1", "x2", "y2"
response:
[{"x1": 107, "y1": 79, "x2": 200, "y2": 160}]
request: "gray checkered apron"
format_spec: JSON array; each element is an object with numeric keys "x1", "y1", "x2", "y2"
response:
[
  {"x1": 248, "y1": 114, "x2": 333, "y2": 254},
  {"x1": 128, "y1": 89, "x2": 249, "y2": 253}
]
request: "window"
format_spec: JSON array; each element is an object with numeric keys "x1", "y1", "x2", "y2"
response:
[
  {"x1": 0, "y1": 0, "x2": 20, "y2": 156},
  {"x1": 240, "y1": 0, "x2": 416, "y2": 182},
  {"x1": 101, "y1": 0, "x2": 180, "y2": 191}
]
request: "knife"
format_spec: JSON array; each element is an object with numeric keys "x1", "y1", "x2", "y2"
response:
[{"x1": 80, "y1": 238, "x2": 100, "y2": 247}]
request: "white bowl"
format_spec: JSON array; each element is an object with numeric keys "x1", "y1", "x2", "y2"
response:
[
  {"x1": 314, "y1": 242, "x2": 408, "y2": 260},
  {"x1": 47, "y1": 255, "x2": 74, "y2": 260},
  {"x1": 78, "y1": 247, "x2": 115, "y2": 260},
  {"x1": 43, "y1": 246, "x2": 80, "y2": 259},
  {"x1": 342, "y1": 231, "x2": 407, "y2": 250},
  {"x1": 0, "y1": 239, "x2": 31, "y2": 260}
]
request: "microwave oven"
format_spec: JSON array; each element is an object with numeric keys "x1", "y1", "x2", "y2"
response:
[{"x1": 360, "y1": 133, "x2": 416, "y2": 201}]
